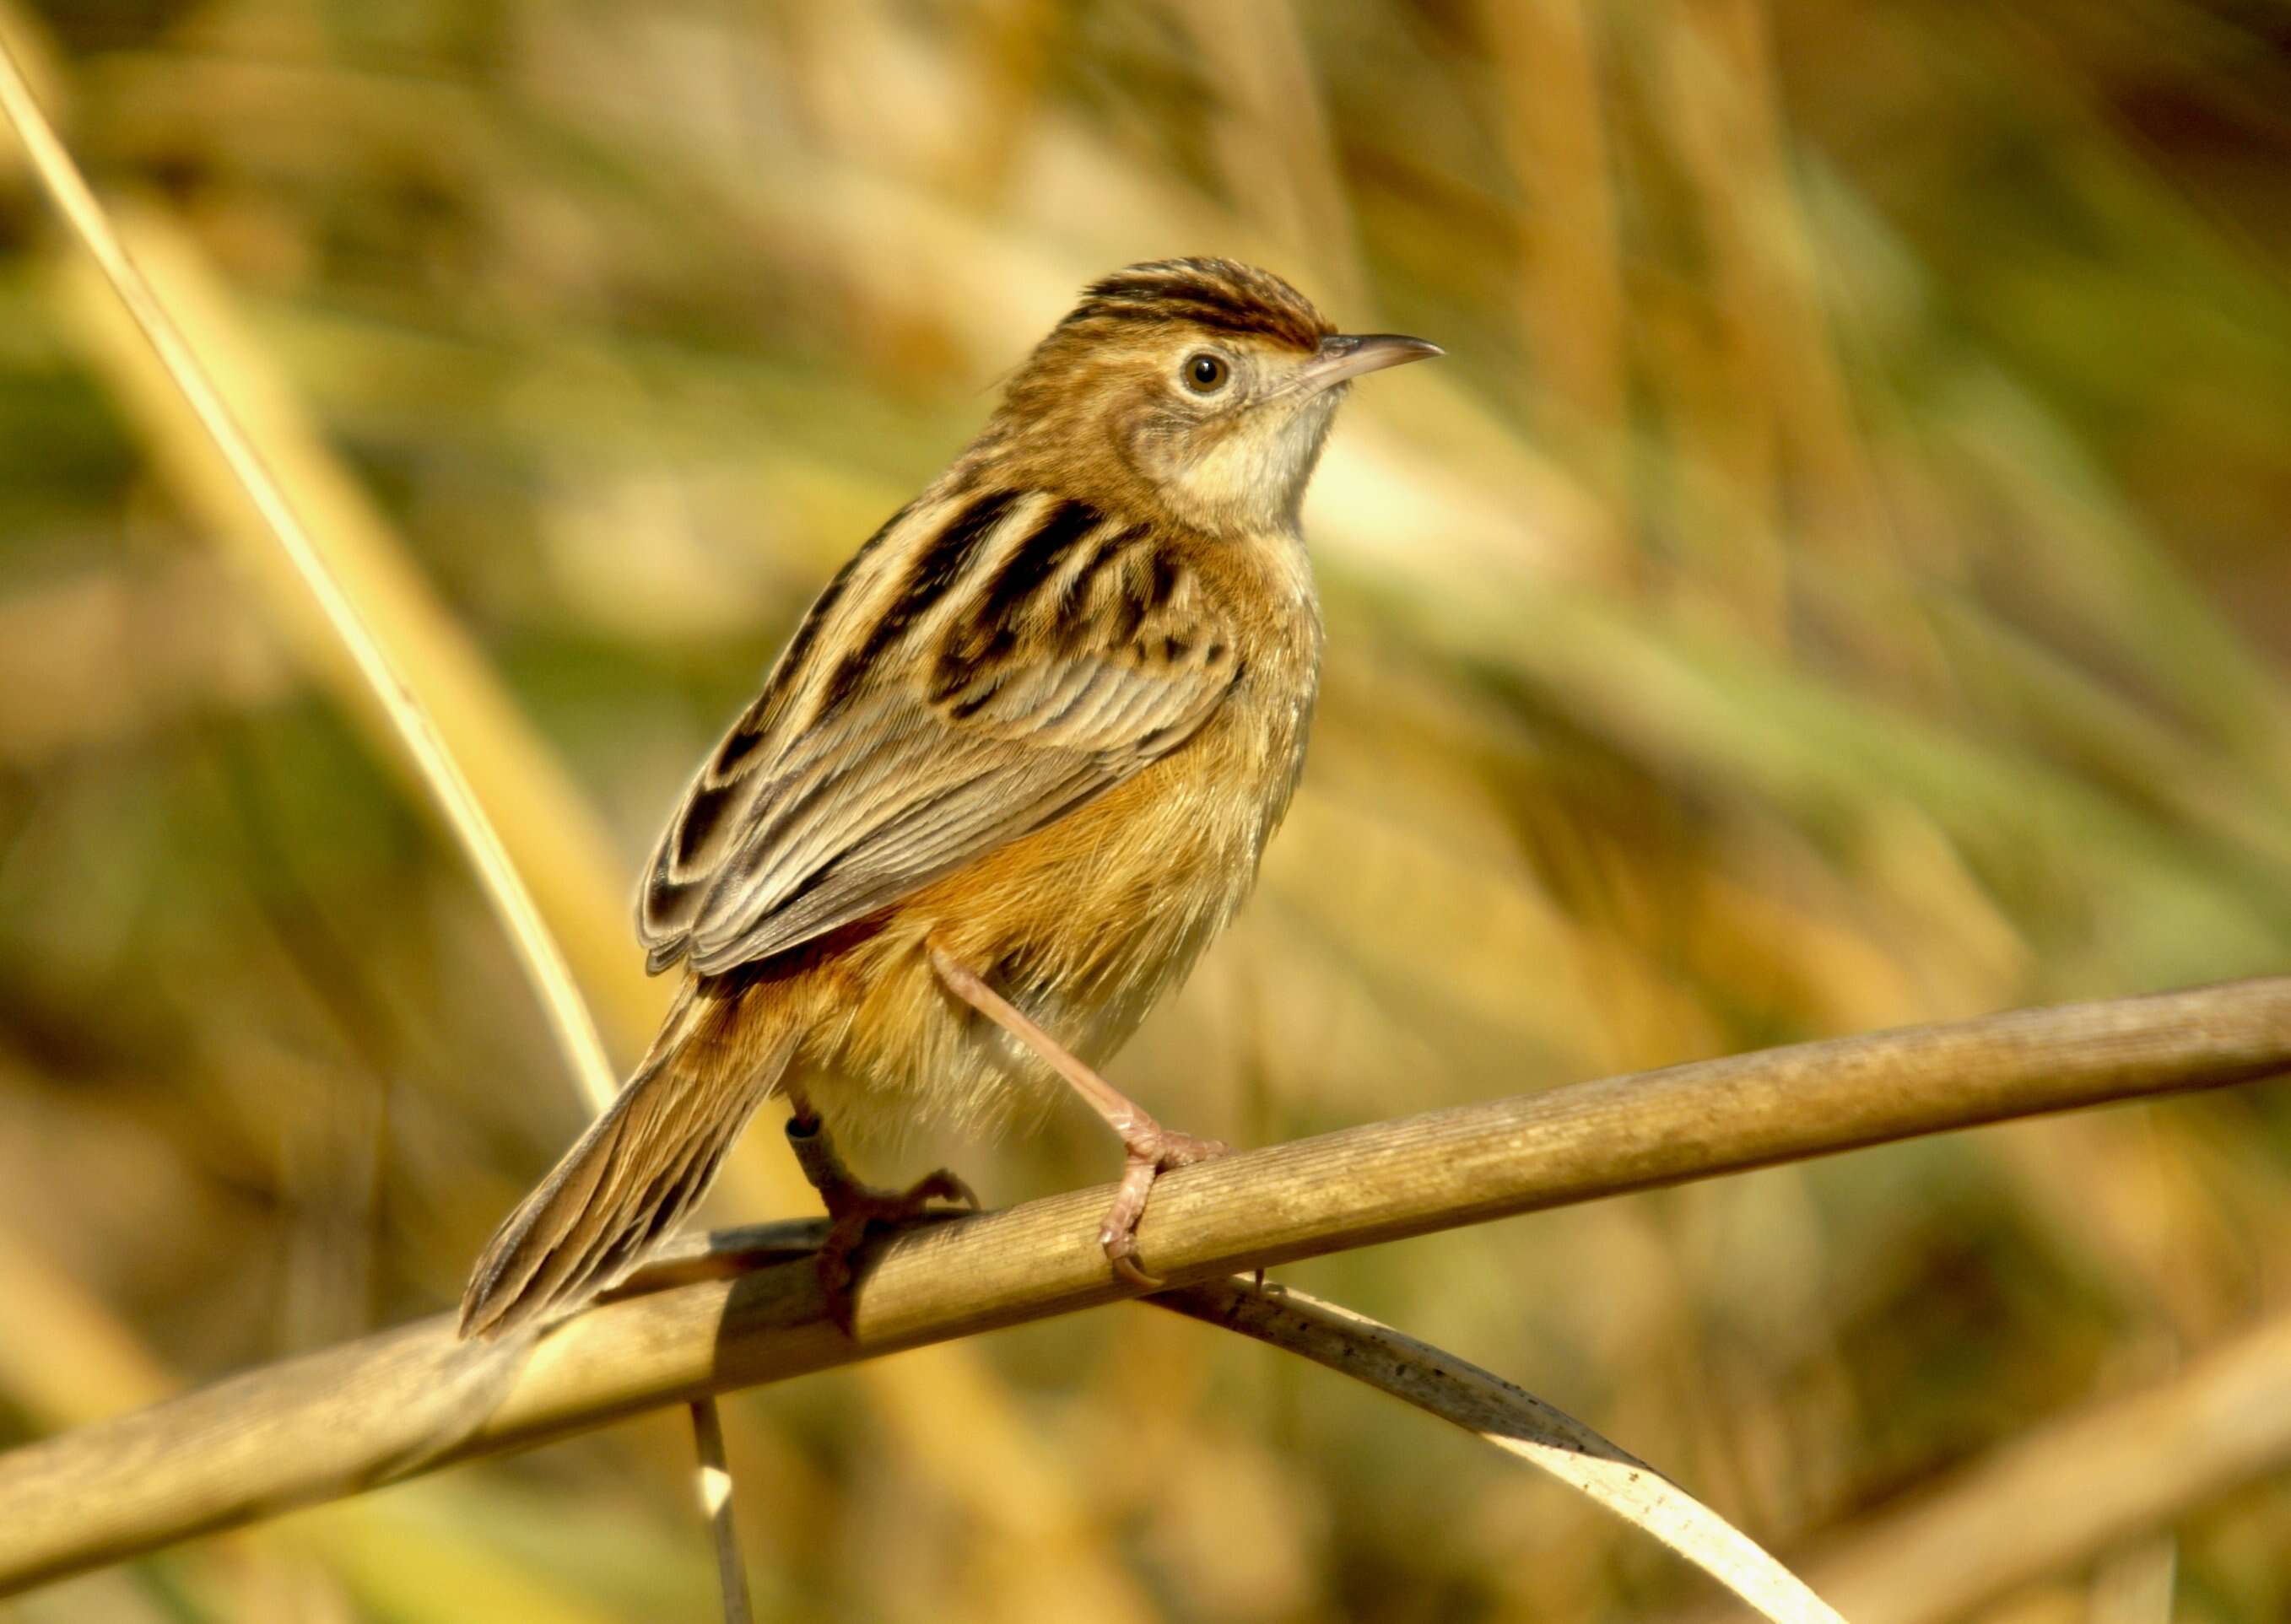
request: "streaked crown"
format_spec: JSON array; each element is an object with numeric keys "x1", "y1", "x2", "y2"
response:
[{"x1": 1056, "y1": 258, "x2": 1332, "y2": 352}]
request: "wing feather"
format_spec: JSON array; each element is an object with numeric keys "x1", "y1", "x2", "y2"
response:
[{"x1": 640, "y1": 514, "x2": 1240, "y2": 978}]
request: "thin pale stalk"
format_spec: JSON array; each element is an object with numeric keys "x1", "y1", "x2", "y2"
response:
[
  {"x1": 0, "y1": 33, "x2": 615, "y2": 1114},
  {"x1": 688, "y1": 1399, "x2": 754, "y2": 1624},
  {"x1": 0, "y1": 43, "x2": 776, "y2": 1619}
]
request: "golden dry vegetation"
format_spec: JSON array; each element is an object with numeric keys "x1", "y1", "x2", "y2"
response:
[{"x1": 2, "y1": 2, "x2": 2289, "y2": 1620}]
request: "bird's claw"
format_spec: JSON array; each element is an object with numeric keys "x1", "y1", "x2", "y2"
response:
[
  {"x1": 1100, "y1": 1128, "x2": 1231, "y2": 1292},
  {"x1": 812, "y1": 1164, "x2": 979, "y2": 1333}
]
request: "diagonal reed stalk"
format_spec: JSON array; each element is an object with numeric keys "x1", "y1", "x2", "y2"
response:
[
  {"x1": 0, "y1": 34, "x2": 768, "y2": 1616},
  {"x1": 0, "y1": 26, "x2": 614, "y2": 1114}
]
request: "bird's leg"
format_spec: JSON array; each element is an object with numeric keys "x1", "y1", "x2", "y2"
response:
[
  {"x1": 927, "y1": 943, "x2": 1228, "y2": 1292},
  {"x1": 782, "y1": 1082, "x2": 978, "y2": 1332}
]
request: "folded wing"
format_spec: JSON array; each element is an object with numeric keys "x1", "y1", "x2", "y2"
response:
[{"x1": 640, "y1": 526, "x2": 1238, "y2": 978}]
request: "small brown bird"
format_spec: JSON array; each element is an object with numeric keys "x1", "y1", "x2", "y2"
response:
[{"x1": 461, "y1": 258, "x2": 1439, "y2": 1338}]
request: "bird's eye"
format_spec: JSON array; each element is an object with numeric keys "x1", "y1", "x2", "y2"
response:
[{"x1": 1182, "y1": 352, "x2": 1229, "y2": 393}]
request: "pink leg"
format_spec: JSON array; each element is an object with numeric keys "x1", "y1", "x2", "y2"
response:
[
  {"x1": 784, "y1": 1082, "x2": 978, "y2": 1330},
  {"x1": 927, "y1": 944, "x2": 1227, "y2": 1291}
]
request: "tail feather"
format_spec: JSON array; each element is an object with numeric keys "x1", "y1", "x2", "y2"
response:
[{"x1": 460, "y1": 990, "x2": 792, "y2": 1340}]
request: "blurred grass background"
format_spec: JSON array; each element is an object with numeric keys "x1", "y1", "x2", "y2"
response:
[{"x1": 1, "y1": 1, "x2": 2288, "y2": 1620}]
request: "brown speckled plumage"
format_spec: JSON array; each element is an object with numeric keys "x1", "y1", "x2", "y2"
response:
[{"x1": 462, "y1": 258, "x2": 1437, "y2": 1335}]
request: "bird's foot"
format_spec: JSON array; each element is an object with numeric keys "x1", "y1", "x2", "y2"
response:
[
  {"x1": 786, "y1": 1114, "x2": 978, "y2": 1333},
  {"x1": 1102, "y1": 1125, "x2": 1229, "y2": 1292},
  {"x1": 920, "y1": 941, "x2": 1235, "y2": 1293}
]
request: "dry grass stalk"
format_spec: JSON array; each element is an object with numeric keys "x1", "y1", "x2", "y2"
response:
[
  {"x1": 686, "y1": 1398, "x2": 754, "y2": 1624},
  {"x1": 0, "y1": 31, "x2": 616, "y2": 1111},
  {"x1": 1, "y1": 978, "x2": 2283, "y2": 1605},
  {"x1": 39, "y1": 208, "x2": 673, "y2": 1054},
  {"x1": 0, "y1": 46, "x2": 774, "y2": 1614}
]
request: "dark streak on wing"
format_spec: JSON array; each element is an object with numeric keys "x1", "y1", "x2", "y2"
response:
[
  {"x1": 979, "y1": 499, "x2": 1102, "y2": 628},
  {"x1": 1104, "y1": 549, "x2": 1159, "y2": 648},
  {"x1": 659, "y1": 555, "x2": 1241, "y2": 976},
  {"x1": 1146, "y1": 549, "x2": 1181, "y2": 612},
  {"x1": 819, "y1": 487, "x2": 1018, "y2": 715},
  {"x1": 1070, "y1": 524, "x2": 1146, "y2": 602},
  {"x1": 640, "y1": 498, "x2": 921, "y2": 965},
  {"x1": 946, "y1": 681, "x2": 1000, "y2": 720},
  {"x1": 673, "y1": 779, "x2": 738, "y2": 868},
  {"x1": 725, "y1": 499, "x2": 910, "y2": 754},
  {"x1": 711, "y1": 720, "x2": 770, "y2": 775},
  {"x1": 932, "y1": 499, "x2": 1102, "y2": 700}
]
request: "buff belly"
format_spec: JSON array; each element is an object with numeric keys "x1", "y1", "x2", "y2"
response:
[{"x1": 780, "y1": 715, "x2": 1294, "y2": 1147}]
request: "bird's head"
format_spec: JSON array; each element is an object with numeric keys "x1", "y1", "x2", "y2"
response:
[{"x1": 983, "y1": 258, "x2": 1440, "y2": 536}]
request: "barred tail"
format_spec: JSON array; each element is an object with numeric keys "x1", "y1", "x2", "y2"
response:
[{"x1": 459, "y1": 986, "x2": 792, "y2": 1340}]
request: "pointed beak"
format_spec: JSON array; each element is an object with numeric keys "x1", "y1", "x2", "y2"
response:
[{"x1": 1298, "y1": 332, "x2": 1444, "y2": 392}]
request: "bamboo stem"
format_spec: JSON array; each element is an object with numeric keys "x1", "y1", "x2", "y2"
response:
[{"x1": 1, "y1": 978, "x2": 2282, "y2": 1595}]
